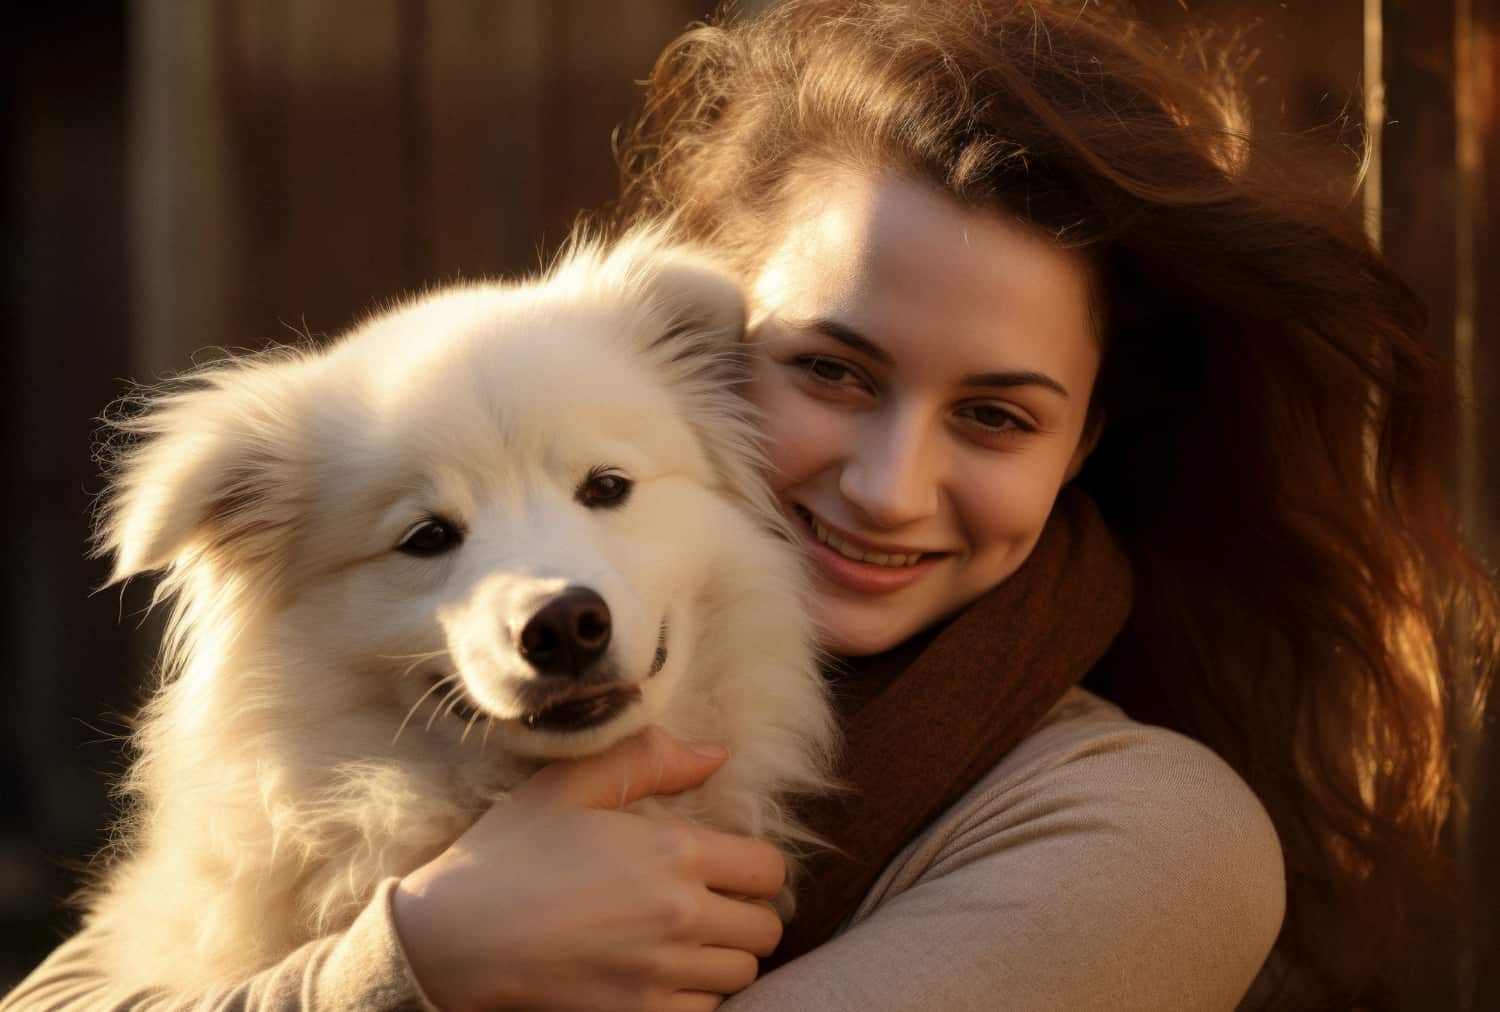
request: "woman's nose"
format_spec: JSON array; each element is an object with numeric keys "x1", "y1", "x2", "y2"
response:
[{"x1": 838, "y1": 409, "x2": 939, "y2": 529}]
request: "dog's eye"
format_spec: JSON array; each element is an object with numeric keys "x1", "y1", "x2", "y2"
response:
[
  {"x1": 398, "y1": 517, "x2": 463, "y2": 556},
  {"x1": 576, "y1": 469, "x2": 632, "y2": 510}
]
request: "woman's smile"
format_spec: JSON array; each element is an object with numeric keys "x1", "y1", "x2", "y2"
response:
[{"x1": 790, "y1": 502, "x2": 948, "y2": 594}]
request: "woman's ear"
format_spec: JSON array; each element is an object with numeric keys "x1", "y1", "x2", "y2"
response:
[{"x1": 1065, "y1": 409, "x2": 1105, "y2": 482}]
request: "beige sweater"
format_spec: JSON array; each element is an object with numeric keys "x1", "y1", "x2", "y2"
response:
[{"x1": 2, "y1": 688, "x2": 1284, "y2": 1011}]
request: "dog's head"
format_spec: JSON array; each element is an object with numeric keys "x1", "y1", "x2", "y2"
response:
[{"x1": 98, "y1": 232, "x2": 791, "y2": 760}]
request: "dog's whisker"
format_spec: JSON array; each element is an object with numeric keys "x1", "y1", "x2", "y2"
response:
[
  {"x1": 398, "y1": 658, "x2": 428, "y2": 682},
  {"x1": 378, "y1": 648, "x2": 448, "y2": 665},
  {"x1": 393, "y1": 674, "x2": 453, "y2": 746},
  {"x1": 426, "y1": 683, "x2": 466, "y2": 734},
  {"x1": 460, "y1": 707, "x2": 482, "y2": 745},
  {"x1": 443, "y1": 691, "x2": 465, "y2": 723},
  {"x1": 393, "y1": 650, "x2": 449, "y2": 683},
  {"x1": 481, "y1": 714, "x2": 495, "y2": 749}
]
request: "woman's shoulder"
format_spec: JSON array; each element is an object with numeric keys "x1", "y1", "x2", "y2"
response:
[
  {"x1": 984, "y1": 687, "x2": 1281, "y2": 828},
  {"x1": 870, "y1": 685, "x2": 1285, "y2": 878},
  {"x1": 843, "y1": 687, "x2": 1285, "y2": 1008},
  {"x1": 962, "y1": 687, "x2": 1284, "y2": 888}
]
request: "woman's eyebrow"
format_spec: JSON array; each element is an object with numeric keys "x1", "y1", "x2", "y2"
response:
[
  {"x1": 961, "y1": 370, "x2": 1070, "y2": 399},
  {"x1": 805, "y1": 317, "x2": 895, "y2": 365},
  {"x1": 804, "y1": 316, "x2": 1071, "y2": 399}
]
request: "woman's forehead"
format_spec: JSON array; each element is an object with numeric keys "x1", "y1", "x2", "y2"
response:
[{"x1": 752, "y1": 169, "x2": 1099, "y2": 385}]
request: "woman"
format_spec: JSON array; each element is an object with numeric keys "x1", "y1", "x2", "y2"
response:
[
  {"x1": 600, "y1": 2, "x2": 1497, "y2": 1006},
  {"x1": 7, "y1": 1, "x2": 1494, "y2": 1009}
]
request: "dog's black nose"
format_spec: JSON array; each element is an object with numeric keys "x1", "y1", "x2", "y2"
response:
[{"x1": 519, "y1": 587, "x2": 612, "y2": 677}]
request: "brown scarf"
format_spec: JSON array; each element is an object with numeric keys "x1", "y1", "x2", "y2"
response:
[{"x1": 768, "y1": 485, "x2": 1134, "y2": 968}]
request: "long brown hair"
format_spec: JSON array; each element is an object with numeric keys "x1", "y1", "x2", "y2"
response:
[{"x1": 614, "y1": 0, "x2": 1498, "y2": 1006}]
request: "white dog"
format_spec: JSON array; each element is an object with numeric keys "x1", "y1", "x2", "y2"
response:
[{"x1": 84, "y1": 231, "x2": 838, "y2": 994}]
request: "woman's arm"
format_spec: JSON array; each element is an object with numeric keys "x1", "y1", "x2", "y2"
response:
[
  {"x1": 3, "y1": 729, "x2": 782, "y2": 1012},
  {"x1": 0, "y1": 878, "x2": 434, "y2": 1012},
  {"x1": 726, "y1": 690, "x2": 1285, "y2": 1012}
]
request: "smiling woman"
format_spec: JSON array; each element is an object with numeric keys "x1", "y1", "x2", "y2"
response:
[
  {"x1": 747, "y1": 169, "x2": 1101, "y2": 654},
  {"x1": 613, "y1": 0, "x2": 1499, "y2": 1007}
]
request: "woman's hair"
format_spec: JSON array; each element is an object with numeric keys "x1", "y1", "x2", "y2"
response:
[{"x1": 615, "y1": 0, "x2": 1499, "y2": 1005}]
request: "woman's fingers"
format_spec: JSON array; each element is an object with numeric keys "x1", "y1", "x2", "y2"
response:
[
  {"x1": 667, "y1": 944, "x2": 762, "y2": 995},
  {"x1": 692, "y1": 891, "x2": 784, "y2": 956},
  {"x1": 659, "y1": 991, "x2": 724, "y2": 1012},
  {"x1": 691, "y1": 826, "x2": 787, "y2": 900},
  {"x1": 449, "y1": 728, "x2": 781, "y2": 1007},
  {"x1": 521, "y1": 726, "x2": 730, "y2": 810}
]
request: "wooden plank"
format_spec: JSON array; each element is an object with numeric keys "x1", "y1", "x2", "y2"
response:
[
  {"x1": 186, "y1": 0, "x2": 709, "y2": 353},
  {"x1": 423, "y1": 1, "x2": 547, "y2": 279},
  {"x1": 216, "y1": 0, "x2": 413, "y2": 347},
  {"x1": 1455, "y1": 2, "x2": 1499, "y2": 1006},
  {"x1": 422, "y1": 1, "x2": 707, "y2": 277},
  {"x1": 133, "y1": 0, "x2": 245, "y2": 377},
  {"x1": 1382, "y1": 0, "x2": 1460, "y2": 376},
  {"x1": 533, "y1": 2, "x2": 705, "y2": 259}
]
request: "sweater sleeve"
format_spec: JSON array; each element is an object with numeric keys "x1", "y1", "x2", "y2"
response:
[
  {"x1": 724, "y1": 689, "x2": 1286, "y2": 1012},
  {"x1": 0, "y1": 878, "x2": 441, "y2": 1012}
]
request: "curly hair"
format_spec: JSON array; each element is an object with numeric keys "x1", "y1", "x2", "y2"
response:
[{"x1": 613, "y1": 1, "x2": 1499, "y2": 1005}]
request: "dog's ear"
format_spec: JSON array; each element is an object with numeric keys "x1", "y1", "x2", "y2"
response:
[
  {"x1": 563, "y1": 227, "x2": 748, "y2": 368},
  {"x1": 601, "y1": 234, "x2": 796, "y2": 535},
  {"x1": 95, "y1": 356, "x2": 305, "y2": 585},
  {"x1": 641, "y1": 251, "x2": 748, "y2": 359}
]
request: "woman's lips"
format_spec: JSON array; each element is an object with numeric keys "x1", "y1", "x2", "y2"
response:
[{"x1": 792, "y1": 506, "x2": 945, "y2": 594}]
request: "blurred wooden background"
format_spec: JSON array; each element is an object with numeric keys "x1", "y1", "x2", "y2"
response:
[{"x1": 3, "y1": 2, "x2": 1495, "y2": 1006}]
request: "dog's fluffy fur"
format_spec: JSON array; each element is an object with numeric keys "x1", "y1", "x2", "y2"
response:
[{"x1": 85, "y1": 232, "x2": 838, "y2": 993}]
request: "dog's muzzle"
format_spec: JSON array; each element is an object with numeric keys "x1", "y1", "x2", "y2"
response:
[{"x1": 431, "y1": 590, "x2": 670, "y2": 734}]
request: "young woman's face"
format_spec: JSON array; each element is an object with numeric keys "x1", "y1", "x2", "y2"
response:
[{"x1": 746, "y1": 169, "x2": 1102, "y2": 655}]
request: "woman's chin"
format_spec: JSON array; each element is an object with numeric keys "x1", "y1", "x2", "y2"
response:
[{"x1": 812, "y1": 604, "x2": 919, "y2": 658}]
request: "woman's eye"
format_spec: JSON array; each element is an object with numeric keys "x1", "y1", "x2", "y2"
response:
[
  {"x1": 398, "y1": 517, "x2": 464, "y2": 557},
  {"x1": 793, "y1": 355, "x2": 864, "y2": 388},
  {"x1": 958, "y1": 403, "x2": 1035, "y2": 434},
  {"x1": 577, "y1": 469, "x2": 633, "y2": 509}
]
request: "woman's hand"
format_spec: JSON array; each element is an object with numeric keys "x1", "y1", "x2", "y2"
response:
[{"x1": 392, "y1": 727, "x2": 786, "y2": 1012}]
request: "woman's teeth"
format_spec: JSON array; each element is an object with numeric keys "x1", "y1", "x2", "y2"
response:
[{"x1": 803, "y1": 511, "x2": 926, "y2": 568}]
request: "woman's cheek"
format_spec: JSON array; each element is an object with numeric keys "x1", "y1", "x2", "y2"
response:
[
  {"x1": 748, "y1": 372, "x2": 829, "y2": 490},
  {"x1": 996, "y1": 452, "x2": 1058, "y2": 508}
]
